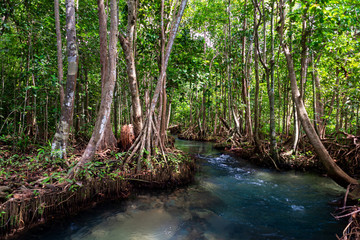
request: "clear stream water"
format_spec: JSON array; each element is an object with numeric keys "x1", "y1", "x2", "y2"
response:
[{"x1": 18, "y1": 139, "x2": 346, "y2": 240}]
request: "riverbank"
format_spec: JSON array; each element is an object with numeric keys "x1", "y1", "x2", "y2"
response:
[
  {"x1": 0, "y1": 144, "x2": 196, "y2": 239},
  {"x1": 177, "y1": 130, "x2": 360, "y2": 240},
  {"x1": 11, "y1": 138, "x2": 348, "y2": 240},
  {"x1": 178, "y1": 128, "x2": 360, "y2": 177}
]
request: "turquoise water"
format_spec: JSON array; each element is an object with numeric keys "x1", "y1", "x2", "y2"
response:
[{"x1": 18, "y1": 139, "x2": 346, "y2": 239}]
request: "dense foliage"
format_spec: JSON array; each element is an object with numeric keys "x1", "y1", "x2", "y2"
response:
[{"x1": 0, "y1": 0, "x2": 359, "y2": 154}]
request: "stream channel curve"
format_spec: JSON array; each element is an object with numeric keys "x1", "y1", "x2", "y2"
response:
[{"x1": 17, "y1": 138, "x2": 346, "y2": 240}]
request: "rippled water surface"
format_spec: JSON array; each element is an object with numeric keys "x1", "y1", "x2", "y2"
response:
[{"x1": 19, "y1": 139, "x2": 346, "y2": 240}]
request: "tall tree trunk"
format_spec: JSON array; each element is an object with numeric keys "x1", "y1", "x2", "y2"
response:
[
  {"x1": 253, "y1": 0, "x2": 260, "y2": 148},
  {"x1": 227, "y1": 0, "x2": 232, "y2": 128},
  {"x1": 293, "y1": 10, "x2": 309, "y2": 153},
  {"x1": 268, "y1": 0, "x2": 278, "y2": 161},
  {"x1": 245, "y1": 36, "x2": 254, "y2": 142},
  {"x1": 277, "y1": 0, "x2": 358, "y2": 188},
  {"x1": 241, "y1": 0, "x2": 253, "y2": 140},
  {"x1": 98, "y1": 0, "x2": 117, "y2": 151},
  {"x1": 312, "y1": 55, "x2": 325, "y2": 138},
  {"x1": 54, "y1": 0, "x2": 65, "y2": 107},
  {"x1": 119, "y1": 0, "x2": 143, "y2": 137},
  {"x1": 70, "y1": 0, "x2": 118, "y2": 175},
  {"x1": 255, "y1": 0, "x2": 278, "y2": 159},
  {"x1": 124, "y1": 0, "x2": 188, "y2": 170},
  {"x1": 51, "y1": 0, "x2": 78, "y2": 159},
  {"x1": 159, "y1": 0, "x2": 167, "y2": 144}
]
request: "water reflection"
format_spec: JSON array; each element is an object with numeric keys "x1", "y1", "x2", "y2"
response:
[{"x1": 18, "y1": 139, "x2": 346, "y2": 240}]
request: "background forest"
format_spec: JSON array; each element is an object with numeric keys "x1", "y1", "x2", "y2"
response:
[
  {"x1": 1, "y1": 0, "x2": 360, "y2": 238},
  {"x1": 0, "y1": 0, "x2": 359, "y2": 169}
]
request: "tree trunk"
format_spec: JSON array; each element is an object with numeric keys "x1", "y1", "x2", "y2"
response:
[
  {"x1": 241, "y1": 0, "x2": 253, "y2": 141},
  {"x1": 119, "y1": 0, "x2": 143, "y2": 137},
  {"x1": 124, "y1": 0, "x2": 188, "y2": 170},
  {"x1": 245, "y1": 36, "x2": 254, "y2": 143},
  {"x1": 253, "y1": 5, "x2": 260, "y2": 148},
  {"x1": 268, "y1": 0, "x2": 278, "y2": 161},
  {"x1": 114, "y1": 82, "x2": 119, "y2": 139},
  {"x1": 312, "y1": 55, "x2": 325, "y2": 138},
  {"x1": 51, "y1": 0, "x2": 78, "y2": 159},
  {"x1": 254, "y1": 0, "x2": 277, "y2": 159},
  {"x1": 54, "y1": 0, "x2": 65, "y2": 107},
  {"x1": 97, "y1": 0, "x2": 117, "y2": 151},
  {"x1": 277, "y1": 0, "x2": 358, "y2": 188},
  {"x1": 227, "y1": 1, "x2": 232, "y2": 128},
  {"x1": 159, "y1": 0, "x2": 167, "y2": 144},
  {"x1": 70, "y1": 0, "x2": 118, "y2": 175}
]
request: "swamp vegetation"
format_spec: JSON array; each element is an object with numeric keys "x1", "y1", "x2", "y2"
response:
[{"x1": 0, "y1": 0, "x2": 360, "y2": 239}]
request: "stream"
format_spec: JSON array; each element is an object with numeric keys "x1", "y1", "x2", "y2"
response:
[{"x1": 18, "y1": 139, "x2": 346, "y2": 240}]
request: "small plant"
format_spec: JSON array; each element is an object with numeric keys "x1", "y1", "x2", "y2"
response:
[
  {"x1": 15, "y1": 133, "x2": 31, "y2": 152},
  {"x1": 33, "y1": 190, "x2": 40, "y2": 196}
]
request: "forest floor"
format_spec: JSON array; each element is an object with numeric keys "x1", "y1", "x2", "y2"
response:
[{"x1": 0, "y1": 137, "x2": 196, "y2": 239}]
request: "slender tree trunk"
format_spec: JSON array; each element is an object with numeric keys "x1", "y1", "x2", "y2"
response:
[
  {"x1": 124, "y1": 0, "x2": 188, "y2": 170},
  {"x1": 54, "y1": 0, "x2": 65, "y2": 107},
  {"x1": 119, "y1": 0, "x2": 143, "y2": 137},
  {"x1": 356, "y1": 106, "x2": 359, "y2": 135},
  {"x1": 312, "y1": 55, "x2": 325, "y2": 138},
  {"x1": 245, "y1": 36, "x2": 254, "y2": 142},
  {"x1": 227, "y1": 0, "x2": 232, "y2": 127},
  {"x1": 268, "y1": 0, "x2": 277, "y2": 161},
  {"x1": 293, "y1": 11, "x2": 309, "y2": 153},
  {"x1": 214, "y1": 75, "x2": 218, "y2": 135},
  {"x1": 241, "y1": 0, "x2": 253, "y2": 140},
  {"x1": 159, "y1": 0, "x2": 167, "y2": 144},
  {"x1": 253, "y1": 0, "x2": 260, "y2": 148},
  {"x1": 189, "y1": 80, "x2": 193, "y2": 125},
  {"x1": 255, "y1": 0, "x2": 277, "y2": 159},
  {"x1": 166, "y1": 101, "x2": 171, "y2": 129},
  {"x1": 277, "y1": 0, "x2": 358, "y2": 188},
  {"x1": 51, "y1": 0, "x2": 78, "y2": 159},
  {"x1": 70, "y1": 0, "x2": 118, "y2": 175}
]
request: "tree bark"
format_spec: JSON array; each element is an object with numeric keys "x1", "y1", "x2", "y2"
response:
[
  {"x1": 277, "y1": 0, "x2": 358, "y2": 188},
  {"x1": 253, "y1": 0, "x2": 261, "y2": 148},
  {"x1": 312, "y1": 55, "x2": 325, "y2": 138},
  {"x1": 268, "y1": 0, "x2": 278, "y2": 161},
  {"x1": 119, "y1": 0, "x2": 143, "y2": 137},
  {"x1": 97, "y1": 0, "x2": 117, "y2": 151},
  {"x1": 54, "y1": 0, "x2": 65, "y2": 107},
  {"x1": 51, "y1": 0, "x2": 78, "y2": 159},
  {"x1": 241, "y1": 0, "x2": 253, "y2": 141},
  {"x1": 70, "y1": 0, "x2": 118, "y2": 175},
  {"x1": 254, "y1": 0, "x2": 278, "y2": 159},
  {"x1": 293, "y1": 9, "x2": 309, "y2": 153},
  {"x1": 159, "y1": 0, "x2": 167, "y2": 144},
  {"x1": 124, "y1": 0, "x2": 188, "y2": 170}
]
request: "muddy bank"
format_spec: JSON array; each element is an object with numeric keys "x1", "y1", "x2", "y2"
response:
[{"x1": 0, "y1": 155, "x2": 196, "y2": 239}]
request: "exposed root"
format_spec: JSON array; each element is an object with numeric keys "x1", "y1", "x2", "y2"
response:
[
  {"x1": 123, "y1": 115, "x2": 167, "y2": 173},
  {"x1": 334, "y1": 185, "x2": 360, "y2": 240},
  {"x1": 178, "y1": 124, "x2": 200, "y2": 140},
  {"x1": 0, "y1": 157, "x2": 195, "y2": 239}
]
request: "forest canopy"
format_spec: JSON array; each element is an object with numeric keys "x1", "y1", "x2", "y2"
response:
[{"x1": 0, "y1": 0, "x2": 359, "y2": 176}]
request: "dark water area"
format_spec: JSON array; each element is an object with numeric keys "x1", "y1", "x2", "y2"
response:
[{"x1": 17, "y1": 139, "x2": 346, "y2": 240}]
